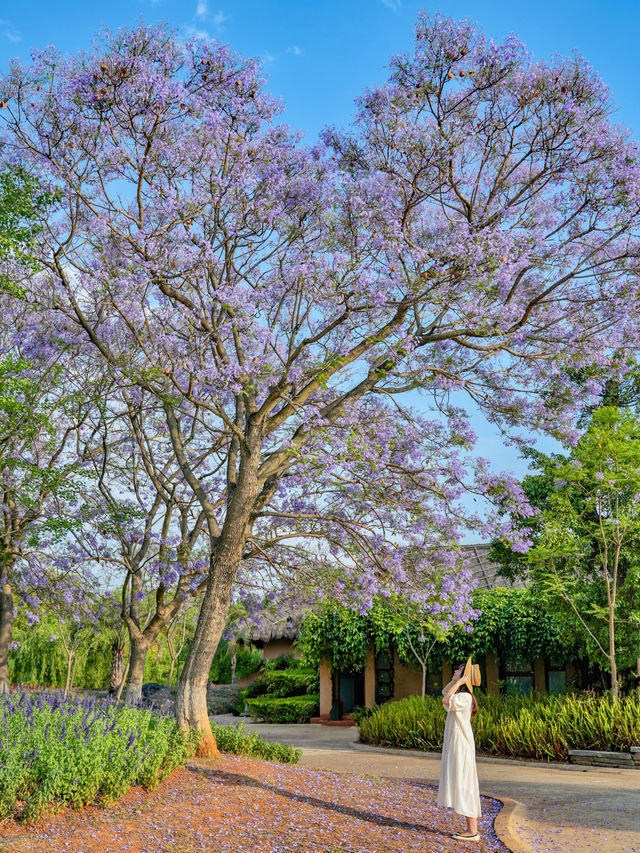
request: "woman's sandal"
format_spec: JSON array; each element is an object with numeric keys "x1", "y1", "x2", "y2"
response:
[{"x1": 451, "y1": 833, "x2": 480, "y2": 841}]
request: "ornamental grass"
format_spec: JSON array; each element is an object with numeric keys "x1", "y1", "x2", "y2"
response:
[
  {"x1": 358, "y1": 692, "x2": 640, "y2": 761},
  {"x1": 0, "y1": 690, "x2": 199, "y2": 822}
]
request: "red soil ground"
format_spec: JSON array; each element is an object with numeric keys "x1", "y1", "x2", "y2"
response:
[{"x1": 0, "y1": 754, "x2": 509, "y2": 853}]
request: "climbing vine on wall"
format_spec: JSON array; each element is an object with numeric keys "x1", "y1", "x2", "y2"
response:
[{"x1": 296, "y1": 588, "x2": 576, "y2": 672}]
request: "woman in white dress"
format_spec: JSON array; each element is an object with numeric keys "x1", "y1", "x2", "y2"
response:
[{"x1": 437, "y1": 657, "x2": 482, "y2": 842}]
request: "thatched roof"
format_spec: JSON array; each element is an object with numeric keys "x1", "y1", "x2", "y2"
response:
[
  {"x1": 241, "y1": 602, "x2": 306, "y2": 645},
  {"x1": 464, "y1": 542, "x2": 526, "y2": 591},
  {"x1": 242, "y1": 543, "x2": 521, "y2": 644}
]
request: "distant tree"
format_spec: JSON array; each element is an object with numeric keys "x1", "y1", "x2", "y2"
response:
[{"x1": 524, "y1": 408, "x2": 640, "y2": 699}]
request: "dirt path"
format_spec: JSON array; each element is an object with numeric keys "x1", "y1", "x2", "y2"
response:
[{"x1": 0, "y1": 754, "x2": 508, "y2": 853}]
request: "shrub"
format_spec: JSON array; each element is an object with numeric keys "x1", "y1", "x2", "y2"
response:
[
  {"x1": 245, "y1": 666, "x2": 317, "y2": 700},
  {"x1": 263, "y1": 654, "x2": 303, "y2": 671},
  {"x1": 246, "y1": 694, "x2": 319, "y2": 724},
  {"x1": 0, "y1": 690, "x2": 200, "y2": 822},
  {"x1": 209, "y1": 640, "x2": 262, "y2": 684},
  {"x1": 263, "y1": 669, "x2": 318, "y2": 698},
  {"x1": 210, "y1": 722, "x2": 301, "y2": 763},
  {"x1": 358, "y1": 692, "x2": 640, "y2": 761},
  {"x1": 351, "y1": 705, "x2": 376, "y2": 726}
]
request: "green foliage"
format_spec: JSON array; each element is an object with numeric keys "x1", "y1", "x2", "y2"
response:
[
  {"x1": 492, "y1": 407, "x2": 640, "y2": 687},
  {"x1": 296, "y1": 588, "x2": 573, "y2": 679},
  {"x1": 241, "y1": 656, "x2": 319, "y2": 720},
  {"x1": 209, "y1": 639, "x2": 262, "y2": 685},
  {"x1": 245, "y1": 694, "x2": 320, "y2": 724},
  {"x1": 247, "y1": 668, "x2": 318, "y2": 700},
  {"x1": 526, "y1": 408, "x2": 640, "y2": 680},
  {"x1": 9, "y1": 614, "x2": 112, "y2": 689},
  {"x1": 297, "y1": 604, "x2": 370, "y2": 671},
  {"x1": 0, "y1": 692, "x2": 199, "y2": 822},
  {"x1": 358, "y1": 692, "x2": 640, "y2": 761},
  {"x1": 440, "y1": 587, "x2": 573, "y2": 666},
  {"x1": 0, "y1": 168, "x2": 53, "y2": 297},
  {"x1": 210, "y1": 722, "x2": 302, "y2": 763}
]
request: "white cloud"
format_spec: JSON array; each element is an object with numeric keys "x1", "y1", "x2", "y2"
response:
[
  {"x1": 0, "y1": 17, "x2": 22, "y2": 42},
  {"x1": 263, "y1": 51, "x2": 276, "y2": 64},
  {"x1": 184, "y1": 24, "x2": 212, "y2": 40},
  {"x1": 381, "y1": 0, "x2": 401, "y2": 10},
  {"x1": 211, "y1": 11, "x2": 228, "y2": 28},
  {"x1": 196, "y1": 0, "x2": 208, "y2": 18},
  {"x1": 286, "y1": 45, "x2": 303, "y2": 57}
]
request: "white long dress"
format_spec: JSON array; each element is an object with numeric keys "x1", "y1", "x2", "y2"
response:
[{"x1": 437, "y1": 691, "x2": 482, "y2": 818}]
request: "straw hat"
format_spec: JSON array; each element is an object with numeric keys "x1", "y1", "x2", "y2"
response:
[{"x1": 460, "y1": 656, "x2": 481, "y2": 693}]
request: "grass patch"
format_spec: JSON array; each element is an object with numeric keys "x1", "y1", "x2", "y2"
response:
[
  {"x1": 358, "y1": 692, "x2": 640, "y2": 761},
  {"x1": 210, "y1": 721, "x2": 301, "y2": 763}
]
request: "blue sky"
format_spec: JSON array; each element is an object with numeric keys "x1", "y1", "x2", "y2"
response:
[{"x1": 1, "y1": 0, "x2": 638, "y2": 488}]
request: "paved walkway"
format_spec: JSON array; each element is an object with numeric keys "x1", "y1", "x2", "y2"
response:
[{"x1": 212, "y1": 716, "x2": 640, "y2": 853}]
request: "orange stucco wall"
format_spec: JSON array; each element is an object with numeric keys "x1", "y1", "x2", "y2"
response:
[
  {"x1": 261, "y1": 639, "x2": 299, "y2": 660},
  {"x1": 319, "y1": 659, "x2": 332, "y2": 716},
  {"x1": 393, "y1": 650, "x2": 423, "y2": 699},
  {"x1": 364, "y1": 648, "x2": 376, "y2": 708}
]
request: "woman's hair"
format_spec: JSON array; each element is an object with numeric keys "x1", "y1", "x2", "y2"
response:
[{"x1": 455, "y1": 680, "x2": 478, "y2": 717}]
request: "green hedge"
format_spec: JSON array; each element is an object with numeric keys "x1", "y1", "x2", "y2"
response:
[
  {"x1": 246, "y1": 694, "x2": 319, "y2": 724},
  {"x1": 247, "y1": 668, "x2": 317, "y2": 700},
  {"x1": 358, "y1": 693, "x2": 640, "y2": 761},
  {"x1": 210, "y1": 722, "x2": 301, "y2": 763}
]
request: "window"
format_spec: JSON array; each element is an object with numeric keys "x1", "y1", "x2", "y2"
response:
[
  {"x1": 502, "y1": 654, "x2": 533, "y2": 696},
  {"x1": 547, "y1": 658, "x2": 567, "y2": 694},
  {"x1": 424, "y1": 669, "x2": 442, "y2": 698},
  {"x1": 375, "y1": 648, "x2": 394, "y2": 704}
]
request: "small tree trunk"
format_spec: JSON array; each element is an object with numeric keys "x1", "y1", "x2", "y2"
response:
[
  {"x1": 115, "y1": 656, "x2": 130, "y2": 703},
  {"x1": 109, "y1": 643, "x2": 126, "y2": 695},
  {"x1": 609, "y1": 603, "x2": 618, "y2": 701},
  {"x1": 64, "y1": 652, "x2": 74, "y2": 697},
  {"x1": 125, "y1": 635, "x2": 151, "y2": 704},
  {"x1": 0, "y1": 575, "x2": 14, "y2": 694},
  {"x1": 230, "y1": 644, "x2": 238, "y2": 685},
  {"x1": 421, "y1": 662, "x2": 426, "y2": 700}
]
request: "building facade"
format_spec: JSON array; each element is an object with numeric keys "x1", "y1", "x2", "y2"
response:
[{"x1": 246, "y1": 544, "x2": 581, "y2": 721}]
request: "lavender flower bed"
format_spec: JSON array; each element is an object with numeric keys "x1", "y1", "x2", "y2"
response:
[{"x1": 0, "y1": 690, "x2": 199, "y2": 822}]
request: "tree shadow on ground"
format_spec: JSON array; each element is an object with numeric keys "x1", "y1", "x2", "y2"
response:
[{"x1": 189, "y1": 765, "x2": 451, "y2": 839}]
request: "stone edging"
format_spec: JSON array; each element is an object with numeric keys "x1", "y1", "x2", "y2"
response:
[{"x1": 487, "y1": 793, "x2": 534, "y2": 853}]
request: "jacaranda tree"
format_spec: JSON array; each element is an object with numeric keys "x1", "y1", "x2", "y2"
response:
[
  {"x1": 76, "y1": 387, "x2": 210, "y2": 702},
  {"x1": 2, "y1": 15, "x2": 640, "y2": 751}
]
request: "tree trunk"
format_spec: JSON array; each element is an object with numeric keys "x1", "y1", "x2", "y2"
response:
[
  {"x1": 174, "y1": 426, "x2": 260, "y2": 756},
  {"x1": 421, "y1": 663, "x2": 426, "y2": 700},
  {"x1": 63, "y1": 652, "x2": 74, "y2": 697},
  {"x1": 115, "y1": 656, "x2": 130, "y2": 702},
  {"x1": 230, "y1": 645, "x2": 238, "y2": 685},
  {"x1": 176, "y1": 523, "x2": 246, "y2": 756},
  {"x1": 109, "y1": 643, "x2": 126, "y2": 695},
  {"x1": 0, "y1": 576, "x2": 14, "y2": 694},
  {"x1": 167, "y1": 656, "x2": 176, "y2": 688},
  {"x1": 609, "y1": 604, "x2": 618, "y2": 701},
  {"x1": 125, "y1": 635, "x2": 151, "y2": 704}
]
